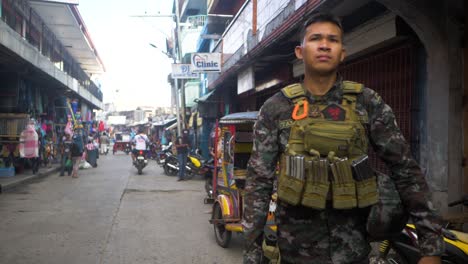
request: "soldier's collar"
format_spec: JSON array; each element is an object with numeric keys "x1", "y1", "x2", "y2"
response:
[{"x1": 303, "y1": 76, "x2": 343, "y2": 103}]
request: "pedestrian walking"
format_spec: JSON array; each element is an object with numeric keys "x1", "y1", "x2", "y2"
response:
[
  {"x1": 99, "y1": 132, "x2": 110, "y2": 154},
  {"x1": 70, "y1": 128, "x2": 85, "y2": 178},
  {"x1": 243, "y1": 13, "x2": 443, "y2": 264},
  {"x1": 59, "y1": 133, "x2": 73, "y2": 176}
]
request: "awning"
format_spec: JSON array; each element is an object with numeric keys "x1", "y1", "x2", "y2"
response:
[
  {"x1": 152, "y1": 118, "x2": 176, "y2": 127},
  {"x1": 165, "y1": 122, "x2": 178, "y2": 131},
  {"x1": 29, "y1": 1, "x2": 105, "y2": 74},
  {"x1": 194, "y1": 90, "x2": 215, "y2": 103}
]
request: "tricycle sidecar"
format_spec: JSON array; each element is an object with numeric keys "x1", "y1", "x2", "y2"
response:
[{"x1": 209, "y1": 111, "x2": 258, "y2": 248}]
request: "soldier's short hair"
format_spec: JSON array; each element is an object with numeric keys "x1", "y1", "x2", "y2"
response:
[{"x1": 299, "y1": 13, "x2": 343, "y2": 43}]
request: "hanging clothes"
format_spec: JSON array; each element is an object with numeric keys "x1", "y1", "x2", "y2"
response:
[
  {"x1": 19, "y1": 124, "x2": 39, "y2": 158},
  {"x1": 98, "y1": 121, "x2": 104, "y2": 132}
]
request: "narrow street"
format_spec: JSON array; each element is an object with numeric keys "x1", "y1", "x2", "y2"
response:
[{"x1": 0, "y1": 154, "x2": 243, "y2": 264}]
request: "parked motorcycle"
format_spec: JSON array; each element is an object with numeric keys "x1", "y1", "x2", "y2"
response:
[
  {"x1": 186, "y1": 151, "x2": 209, "y2": 178},
  {"x1": 163, "y1": 149, "x2": 209, "y2": 178},
  {"x1": 157, "y1": 142, "x2": 172, "y2": 166},
  {"x1": 163, "y1": 150, "x2": 178, "y2": 176},
  {"x1": 373, "y1": 195, "x2": 468, "y2": 264},
  {"x1": 134, "y1": 150, "x2": 148, "y2": 175},
  {"x1": 203, "y1": 158, "x2": 215, "y2": 200}
]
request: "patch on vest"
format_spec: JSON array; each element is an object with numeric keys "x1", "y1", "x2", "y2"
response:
[
  {"x1": 322, "y1": 104, "x2": 346, "y2": 121},
  {"x1": 278, "y1": 119, "x2": 294, "y2": 129}
]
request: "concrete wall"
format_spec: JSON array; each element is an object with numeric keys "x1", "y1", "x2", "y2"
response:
[
  {"x1": 0, "y1": 20, "x2": 102, "y2": 109},
  {"x1": 377, "y1": 0, "x2": 464, "y2": 212}
]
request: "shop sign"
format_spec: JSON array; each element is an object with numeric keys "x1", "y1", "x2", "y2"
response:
[
  {"x1": 171, "y1": 64, "x2": 199, "y2": 79},
  {"x1": 191, "y1": 53, "x2": 221, "y2": 72}
]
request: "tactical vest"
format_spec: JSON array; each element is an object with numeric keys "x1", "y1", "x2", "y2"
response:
[{"x1": 277, "y1": 81, "x2": 379, "y2": 209}]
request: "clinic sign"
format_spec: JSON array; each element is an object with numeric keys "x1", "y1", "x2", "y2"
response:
[
  {"x1": 191, "y1": 53, "x2": 221, "y2": 72},
  {"x1": 171, "y1": 64, "x2": 199, "y2": 79}
]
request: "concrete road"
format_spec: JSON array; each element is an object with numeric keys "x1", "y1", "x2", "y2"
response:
[{"x1": 0, "y1": 153, "x2": 243, "y2": 264}]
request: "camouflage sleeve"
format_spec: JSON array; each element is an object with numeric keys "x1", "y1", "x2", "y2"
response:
[
  {"x1": 242, "y1": 101, "x2": 279, "y2": 263},
  {"x1": 364, "y1": 89, "x2": 444, "y2": 256}
]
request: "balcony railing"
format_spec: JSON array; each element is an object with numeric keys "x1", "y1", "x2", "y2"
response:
[
  {"x1": 213, "y1": 0, "x2": 293, "y2": 60},
  {"x1": 0, "y1": 0, "x2": 102, "y2": 102}
]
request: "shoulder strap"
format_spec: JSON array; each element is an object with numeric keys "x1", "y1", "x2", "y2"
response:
[
  {"x1": 342, "y1": 81, "x2": 364, "y2": 94},
  {"x1": 341, "y1": 81, "x2": 369, "y2": 130},
  {"x1": 281, "y1": 83, "x2": 306, "y2": 103}
]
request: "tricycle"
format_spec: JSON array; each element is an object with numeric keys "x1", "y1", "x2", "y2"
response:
[
  {"x1": 209, "y1": 111, "x2": 258, "y2": 247},
  {"x1": 112, "y1": 132, "x2": 132, "y2": 155}
]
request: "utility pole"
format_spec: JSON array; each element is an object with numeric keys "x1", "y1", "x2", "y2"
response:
[
  {"x1": 134, "y1": 14, "x2": 183, "y2": 136},
  {"x1": 174, "y1": 0, "x2": 186, "y2": 132},
  {"x1": 131, "y1": 1, "x2": 186, "y2": 135},
  {"x1": 172, "y1": 59, "x2": 182, "y2": 136}
]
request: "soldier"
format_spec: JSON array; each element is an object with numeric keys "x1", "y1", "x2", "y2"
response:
[{"x1": 242, "y1": 13, "x2": 444, "y2": 264}]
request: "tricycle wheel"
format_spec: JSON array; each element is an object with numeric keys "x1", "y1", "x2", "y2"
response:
[{"x1": 213, "y1": 202, "x2": 231, "y2": 248}]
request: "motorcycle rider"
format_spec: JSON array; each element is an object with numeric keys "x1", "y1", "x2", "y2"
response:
[{"x1": 131, "y1": 127, "x2": 149, "y2": 165}]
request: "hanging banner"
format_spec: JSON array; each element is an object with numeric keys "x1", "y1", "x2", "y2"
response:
[
  {"x1": 171, "y1": 64, "x2": 200, "y2": 79},
  {"x1": 191, "y1": 53, "x2": 221, "y2": 72}
]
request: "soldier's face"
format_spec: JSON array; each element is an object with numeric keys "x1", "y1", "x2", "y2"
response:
[{"x1": 295, "y1": 22, "x2": 345, "y2": 75}]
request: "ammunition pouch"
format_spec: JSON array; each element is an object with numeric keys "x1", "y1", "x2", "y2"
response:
[
  {"x1": 330, "y1": 157, "x2": 357, "y2": 209},
  {"x1": 278, "y1": 81, "x2": 379, "y2": 211},
  {"x1": 352, "y1": 155, "x2": 379, "y2": 208},
  {"x1": 277, "y1": 155, "x2": 305, "y2": 205},
  {"x1": 301, "y1": 158, "x2": 329, "y2": 209}
]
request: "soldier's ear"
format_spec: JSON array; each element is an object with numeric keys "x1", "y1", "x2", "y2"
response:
[
  {"x1": 295, "y1": 45, "x2": 304, "y2": 60},
  {"x1": 340, "y1": 47, "x2": 346, "y2": 62}
]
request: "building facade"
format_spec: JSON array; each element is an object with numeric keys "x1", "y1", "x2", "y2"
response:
[{"x1": 0, "y1": 0, "x2": 104, "y2": 173}]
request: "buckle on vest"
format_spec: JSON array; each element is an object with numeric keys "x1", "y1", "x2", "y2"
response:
[{"x1": 292, "y1": 100, "x2": 308, "y2": 120}]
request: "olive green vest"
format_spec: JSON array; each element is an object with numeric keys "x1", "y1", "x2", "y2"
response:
[{"x1": 277, "y1": 81, "x2": 378, "y2": 209}]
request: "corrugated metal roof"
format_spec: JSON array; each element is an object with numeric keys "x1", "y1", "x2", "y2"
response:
[{"x1": 29, "y1": 1, "x2": 105, "y2": 74}]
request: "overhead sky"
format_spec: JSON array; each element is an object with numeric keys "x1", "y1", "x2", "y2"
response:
[{"x1": 77, "y1": 0, "x2": 175, "y2": 111}]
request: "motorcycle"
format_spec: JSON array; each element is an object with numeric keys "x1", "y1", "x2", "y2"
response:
[
  {"x1": 186, "y1": 151, "x2": 209, "y2": 178},
  {"x1": 163, "y1": 150, "x2": 178, "y2": 176},
  {"x1": 163, "y1": 149, "x2": 209, "y2": 178},
  {"x1": 157, "y1": 142, "x2": 173, "y2": 166},
  {"x1": 134, "y1": 149, "x2": 148, "y2": 175},
  {"x1": 373, "y1": 195, "x2": 468, "y2": 264},
  {"x1": 203, "y1": 158, "x2": 216, "y2": 201}
]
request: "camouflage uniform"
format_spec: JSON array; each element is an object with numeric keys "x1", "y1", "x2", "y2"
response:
[{"x1": 243, "y1": 79, "x2": 444, "y2": 263}]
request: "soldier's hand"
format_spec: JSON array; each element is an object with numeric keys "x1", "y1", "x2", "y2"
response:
[{"x1": 418, "y1": 256, "x2": 441, "y2": 264}]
